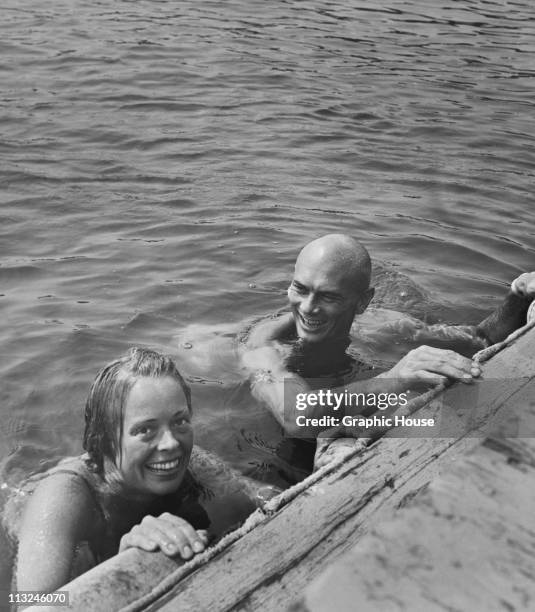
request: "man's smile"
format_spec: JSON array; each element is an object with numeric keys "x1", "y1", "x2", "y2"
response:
[{"x1": 298, "y1": 312, "x2": 328, "y2": 330}]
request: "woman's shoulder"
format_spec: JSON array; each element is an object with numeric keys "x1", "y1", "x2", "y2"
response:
[
  {"x1": 29, "y1": 460, "x2": 98, "y2": 521},
  {"x1": 3, "y1": 455, "x2": 103, "y2": 543},
  {"x1": 30, "y1": 456, "x2": 101, "y2": 506},
  {"x1": 30, "y1": 472, "x2": 91, "y2": 514},
  {"x1": 13, "y1": 458, "x2": 106, "y2": 592}
]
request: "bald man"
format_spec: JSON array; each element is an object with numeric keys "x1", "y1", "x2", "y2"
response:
[{"x1": 242, "y1": 234, "x2": 535, "y2": 448}]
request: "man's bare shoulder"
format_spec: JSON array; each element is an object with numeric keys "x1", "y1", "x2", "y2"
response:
[{"x1": 246, "y1": 312, "x2": 295, "y2": 348}]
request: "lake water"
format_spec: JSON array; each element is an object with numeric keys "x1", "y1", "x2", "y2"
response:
[{"x1": 1, "y1": 0, "x2": 534, "y2": 591}]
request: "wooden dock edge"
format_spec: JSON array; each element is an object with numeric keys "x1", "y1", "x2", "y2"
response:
[
  {"x1": 295, "y1": 436, "x2": 535, "y2": 612},
  {"x1": 36, "y1": 325, "x2": 535, "y2": 612}
]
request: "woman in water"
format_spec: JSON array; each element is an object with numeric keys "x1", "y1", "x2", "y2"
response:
[{"x1": 11, "y1": 347, "x2": 212, "y2": 593}]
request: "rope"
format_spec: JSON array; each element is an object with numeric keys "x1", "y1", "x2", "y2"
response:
[
  {"x1": 121, "y1": 317, "x2": 535, "y2": 612},
  {"x1": 473, "y1": 317, "x2": 535, "y2": 364}
]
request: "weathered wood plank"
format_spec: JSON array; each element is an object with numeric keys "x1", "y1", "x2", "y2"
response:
[
  {"x1": 298, "y1": 440, "x2": 535, "y2": 612},
  {"x1": 149, "y1": 437, "x2": 476, "y2": 612}
]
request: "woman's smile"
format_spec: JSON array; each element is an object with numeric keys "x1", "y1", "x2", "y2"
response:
[
  {"x1": 119, "y1": 376, "x2": 193, "y2": 495},
  {"x1": 144, "y1": 455, "x2": 187, "y2": 478}
]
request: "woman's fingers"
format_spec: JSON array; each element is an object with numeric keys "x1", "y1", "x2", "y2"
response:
[
  {"x1": 156, "y1": 513, "x2": 206, "y2": 557},
  {"x1": 133, "y1": 517, "x2": 187, "y2": 557},
  {"x1": 197, "y1": 529, "x2": 209, "y2": 543},
  {"x1": 119, "y1": 527, "x2": 159, "y2": 553},
  {"x1": 122, "y1": 514, "x2": 208, "y2": 560}
]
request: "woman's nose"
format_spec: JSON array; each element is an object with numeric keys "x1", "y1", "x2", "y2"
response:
[{"x1": 157, "y1": 428, "x2": 180, "y2": 451}]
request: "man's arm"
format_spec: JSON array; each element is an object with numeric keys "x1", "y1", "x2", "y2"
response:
[
  {"x1": 241, "y1": 345, "x2": 392, "y2": 437},
  {"x1": 244, "y1": 344, "x2": 479, "y2": 437},
  {"x1": 243, "y1": 345, "x2": 313, "y2": 436},
  {"x1": 476, "y1": 272, "x2": 535, "y2": 344},
  {"x1": 387, "y1": 272, "x2": 535, "y2": 353}
]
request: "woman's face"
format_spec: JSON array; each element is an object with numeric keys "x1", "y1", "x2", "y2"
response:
[{"x1": 118, "y1": 375, "x2": 193, "y2": 497}]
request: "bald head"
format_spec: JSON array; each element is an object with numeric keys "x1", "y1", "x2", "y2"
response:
[
  {"x1": 288, "y1": 235, "x2": 374, "y2": 343},
  {"x1": 296, "y1": 234, "x2": 372, "y2": 295}
]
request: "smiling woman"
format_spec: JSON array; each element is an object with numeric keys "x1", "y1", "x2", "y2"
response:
[
  {"x1": 123, "y1": 376, "x2": 192, "y2": 489},
  {"x1": 7, "y1": 348, "x2": 212, "y2": 594}
]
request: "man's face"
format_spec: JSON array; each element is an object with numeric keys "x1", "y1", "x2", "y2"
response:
[{"x1": 287, "y1": 257, "x2": 367, "y2": 344}]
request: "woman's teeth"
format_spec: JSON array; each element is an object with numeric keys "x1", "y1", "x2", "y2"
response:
[{"x1": 146, "y1": 458, "x2": 180, "y2": 472}]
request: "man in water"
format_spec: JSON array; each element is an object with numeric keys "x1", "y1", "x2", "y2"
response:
[{"x1": 242, "y1": 234, "x2": 535, "y2": 450}]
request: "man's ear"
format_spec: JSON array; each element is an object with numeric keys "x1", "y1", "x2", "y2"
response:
[{"x1": 355, "y1": 287, "x2": 374, "y2": 314}]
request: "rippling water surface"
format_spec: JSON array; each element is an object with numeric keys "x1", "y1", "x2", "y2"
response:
[{"x1": 1, "y1": 0, "x2": 534, "y2": 586}]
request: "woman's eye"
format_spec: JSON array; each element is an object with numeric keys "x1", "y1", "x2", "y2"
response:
[{"x1": 134, "y1": 425, "x2": 154, "y2": 437}]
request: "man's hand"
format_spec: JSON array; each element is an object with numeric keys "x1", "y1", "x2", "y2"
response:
[
  {"x1": 119, "y1": 513, "x2": 208, "y2": 560},
  {"x1": 385, "y1": 345, "x2": 481, "y2": 387},
  {"x1": 511, "y1": 272, "x2": 535, "y2": 297}
]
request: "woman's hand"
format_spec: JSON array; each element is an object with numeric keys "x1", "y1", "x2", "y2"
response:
[{"x1": 119, "y1": 512, "x2": 208, "y2": 560}]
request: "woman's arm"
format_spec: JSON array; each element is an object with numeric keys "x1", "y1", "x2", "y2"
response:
[{"x1": 15, "y1": 474, "x2": 95, "y2": 593}]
